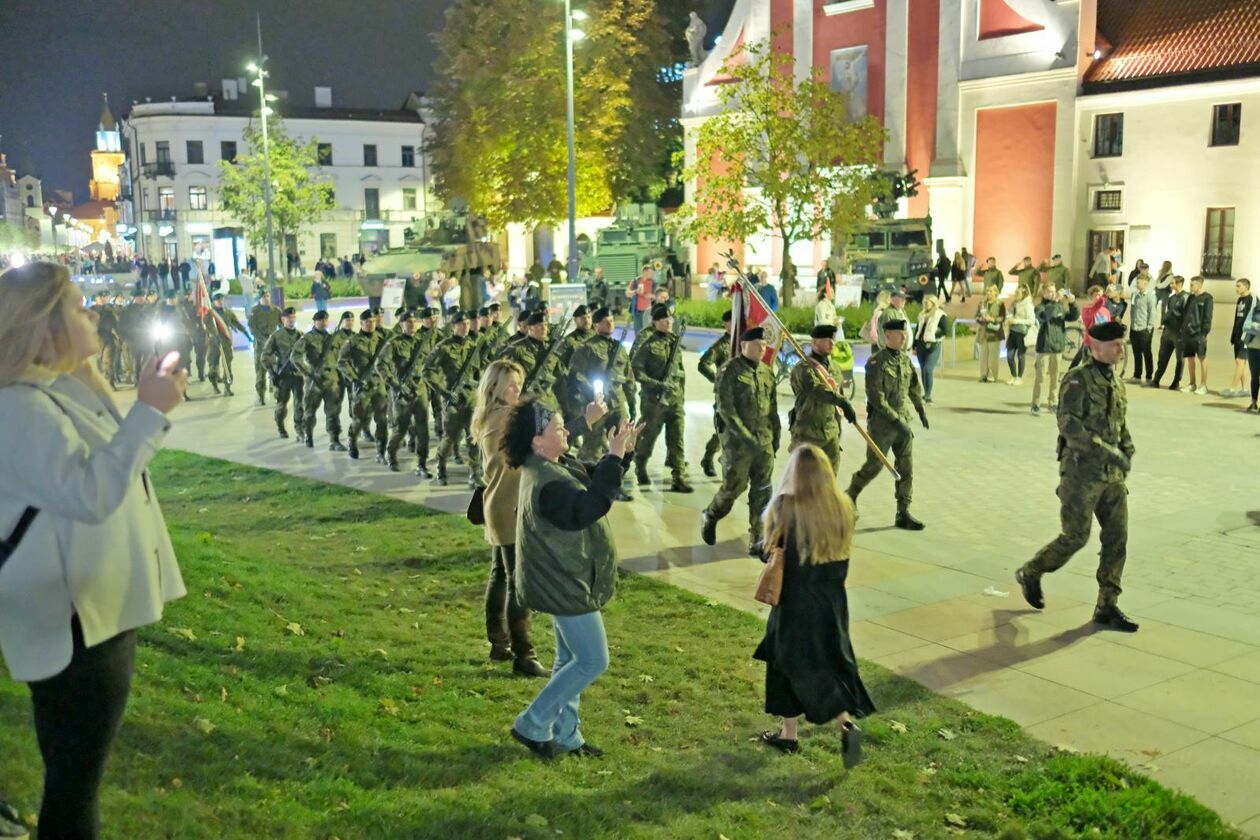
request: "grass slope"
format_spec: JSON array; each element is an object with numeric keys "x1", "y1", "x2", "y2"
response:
[{"x1": 0, "y1": 452, "x2": 1237, "y2": 839}]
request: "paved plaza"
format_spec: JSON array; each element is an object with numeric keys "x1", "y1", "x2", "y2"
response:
[{"x1": 128, "y1": 308, "x2": 1260, "y2": 832}]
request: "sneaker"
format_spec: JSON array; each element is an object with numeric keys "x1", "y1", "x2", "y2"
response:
[
  {"x1": 1246, "y1": 403, "x2": 1259, "y2": 414},
  {"x1": 1195, "y1": 386, "x2": 1208, "y2": 396},
  {"x1": 1048, "y1": 403, "x2": 1057, "y2": 412},
  {"x1": 1014, "y1": 377, "x2": 1023, "y2": 385},
  {"x1": 1030, "y1": 404, "x2": 1040, "y2": 416},
  {"x1": 1178, "y1": 385, "x2": 1194, "y2": 393},
  {"x1": 1006, "y1": 377, "x2": 1016, "y2": 385},
  {"x1": 1093, "y1": 604, "x2": 1139, "y2": 633}
]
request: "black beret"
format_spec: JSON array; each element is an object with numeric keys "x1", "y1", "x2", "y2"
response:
[
  {"x1": 478, "y1": 307, "x2": 490, "y2": 317},
  {"x1": 448, "y1": 311, "x2": 466, "y2": 324},
  {"x1": 573, "y1": 304, "x2": 589, "y2": 317},
  {"x1": 810, "y1": 324, "x2": 838, "y2": 339},
  {"x1": 650, "y1": 303, "x2": 672, "y2": 321},
  {"x1": 394, "y1": 306, "x2": 407, "y2": 317},
  {"x1": 1088, "y1": 321, "x2": 1126, "y2": 341},
  {"x1": 372, "y1": 307, "x2": 384, "y2": 316},
  {"x1": 525, "y1": 310, "x2": 546, "y2": 326},
  {"x1": 883, "y1": 318, "x2": 907, "y2": 331},
  {"x1": 281, "y1": 306, "x2": 297, "y2": 316},
  {"x1": 313, "y1": 310, "x2": 329, "y2": 321},
  {"x1": 740, "y1": 326, "x2": 765, "y2": 342},
  {"x1": 211, "y1": 293, "x2": 224, "y2": 302},
  {"x1": 721, "y1": 309, "x2": 733, "y2": 323},
  {"x1": 360, "y1": 308, "x2": 374, "y2": 319},
  {"x1": 398, "y1": 311, "x2": 415, "y2": 323},
  {"x1": 339, "y1": 311, "x2": 355, "y2": 322},
  {"x1": 446, "y1": 305, "x2": 460, "y2": 315},
  {"x1": 487, "y1": 303, "x2": 501, "y2": 312},
  {"x1": 591, "y1": 306, "x2": 612, "y2": 322},
  {"x1": 419, "y1": 306, "x2": 436, "y2": 318}
]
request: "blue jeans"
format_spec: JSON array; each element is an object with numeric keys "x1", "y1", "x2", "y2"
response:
[
  {"x1": 314, "y1": 296, "x2": 329, "y2": 313},
  {"x1": 514, "y1": 610, "x2": 609, "y2": 751},
  {"x1": 915, "y1": 342, "x2": 942, "y2": 399}
]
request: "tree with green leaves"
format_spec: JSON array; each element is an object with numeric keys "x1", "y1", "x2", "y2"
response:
[
  {"x1": 670, "y1": 39, "x2": 886, "y2": 306},
  {"x1": 428, "y1": 0, "x2": 682, "y2": 229},
  {"x1": 0, "y1": 221, "x2": 38, "y2": 253},
  {"x1": 218, "y1": 116, "x2": 334, "y2": 277}
]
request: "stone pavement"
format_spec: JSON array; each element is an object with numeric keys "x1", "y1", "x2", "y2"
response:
[{"x1": 125, "y1": 313, "x2": 1260, "y2": 833}]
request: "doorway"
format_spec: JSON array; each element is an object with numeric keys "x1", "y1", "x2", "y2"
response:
[{"x1": 1087, "y1": 229, "x2": 1125, "y2": 290}]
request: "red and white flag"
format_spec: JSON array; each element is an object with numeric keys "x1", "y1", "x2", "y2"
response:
[
  {"x1": 194, "y1": 272, "x2": 231, "y2": 340},
  {"x1": 730, "y1": 277, "x2": 785, "y2": 365}
]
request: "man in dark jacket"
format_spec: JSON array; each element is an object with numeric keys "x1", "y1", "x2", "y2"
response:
[
  {"x1": 1179, "y1": 275, "x2": 1214, "y2": 395},
  {"x1": 1031, "y1": 286, "x2": 1079, "y2": 415},
  {"x1": 1150, "y1": 276, "x2": 1188, "y2": 390}
]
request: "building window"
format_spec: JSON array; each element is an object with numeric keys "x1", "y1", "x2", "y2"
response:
[
  {"x1": 364, "y1": 187, "x2": 380, "y2": 219},
  {"x1": 1094, "y1": 189, "x2": 1122, "y2": 212},
  {"x1": 186, "y1": 140, "x2": 204, "y2": 164},
  {"x1": 189, "y1": 186, "x2": 208, "y2": 210},
  {"x1": 402, "y1": 187, "x2": 417, "y2": 210},
  {"x1": 139, "y1": 141, "x2": 147, "y2": 165},
  {"x1": 1203, "y1": 207, "x2": 1235, "y2": 278},
  {"x1": 320, "y1": 233, "x2": 338, "y2": 258},
  {"x1": 158, "y1": 187, "x2": 175, "y2": 212},
  {"x1": 317, "y1": 143, "x2": 333, "y2": 166},
  {"x1": 363, "y1": 144, "x2": 378, "y2": 167},
  {"x1": 26, "y1": 195, "x2": 34, "y2": 208},
  {"x1": 1210, "y1": 103, "x2": 1242, "y2": 147},
  {"x1": 401, "y1": 145, "x2": 415, "y2": 167},
  {"x1": 155, "y1": 141, "x2": 171, "y2": 163},
  {"x1": 221, "y1": 140, "x2": 238, "y2": 162},
  {"x1": 1092, "y1": 113, "x2": 1123, "y2": 158}
]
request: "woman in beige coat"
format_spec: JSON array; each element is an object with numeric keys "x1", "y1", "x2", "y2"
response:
[{"x1": 0, "y1": 262, "x2": 187, "y2": 838}]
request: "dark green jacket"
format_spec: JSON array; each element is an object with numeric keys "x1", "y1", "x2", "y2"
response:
[
  {"x1": 247, "y1": 305, "x2": 282, "y2": 344},
  {"x1": 570, "y1": 333, "x2": 633, "y2": 412},
  {"x1": 261, "y1": 326, "x2": 303, "y2": 377},
  {"x1": 501, "y1": 335, "x2": 559, "y2": 394},
  {"x1": 1057, "y1": 362, "x2": 1133, "y2": 483},
  {"x1": 1037, "y1": 261, "x2": 1070, "y2": 290},
  {"x1": 1034, "y1": 300, "x2": 1079, "y2": 354},
  {"x1": 337, "y1": 330, "x2": 387, "y2": 395},
  {"x1": 294, "y1": 328, "x2": 339, "y2": 381},
  {"x1": 697, "y1": 334, "x2": 733, "y2": 384},
  {"x1": 715, "y1": 355, "x2": 780, "y2": 447},
  {"x1": 631, "y1": 330, "x2": 684, "y2": 400},
  {"x1": 864, "y1": 348, "x2": 924, "y2": 426},
  {"x1": 381, "y1": 331, "x2": 430, "y2": 398},
  {"x1": 789, "y1": 351, "x2": 848, "y2": 444},
  {"x1": 425, "y1": 334, "x2": 477, "y2": 406}
]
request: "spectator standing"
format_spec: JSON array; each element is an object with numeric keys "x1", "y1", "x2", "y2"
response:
[
  {"x1": 934, "y1": 242, "x2": 952, "y2": 302},
  {"x1": 1153, "y1": 260, "x2": 1174, "y2": 314},
  {"x1": 1128, "y1": 275, "x2": 1157, "y2": 384},
  {"x1": 865, "y1": 289, "x2": 891, "y2": 348},
  {"x1": 1241, "y1": 287, "x2": 1260, "y2": 412},
  {"x1": 1150, "y1": 276, "x2": 1188, "y2": 389},
  {"x1": 975, "y1": 285, "x2": 1006, "y2": 382},
  {"x1": 1038, "y1": 254, "x2": 1071, "y2": 295},
  {"x1": 1225, "y1": 279, "x2": 1256, "y2": 398},
  {"x1": 878, "y1": 290, "x2": 915, "y2": 349},
  {"x1": 310, "y1": 274, "x2": 331, "y2": 313},
  {"x1": 705, "y1": 264, "x2": 725, "y2": 302},
  {"x1": 913, "y1": 294, "x2": 947, "y2": 403},
  {"x1": 1075, "y1": 285, "x2": 1113, "y2": 365},
  {"x1": 0, "y1": 262, "x2": 188, "y2": 838},
  {"x1": 505, "y1": 400, "x2": 635, "y2": 760},
  {"x1": 1090, "y1": 247, "x2": 1113, "y2": 287},
  {"x1": 757, "y1": 274, "x2": 779, "y2": 312},
  {"x1": 626, "y1": 266, "x2": 655, "y2": 334},
  {"x1": 1005, "y1": 285, "x2": 1035, "y2": 385},
  {"x1": 1031, "y1": 285, "x2": 1078, "y2": 415},
  {"x1": 1180, "y1": 276, "x2": 1213, "y2": 395},
  {"x1": 980, "y1": 257, "x2": 1003, "y2": 295},
  {"x1": 949, "y1": 250, "x2": 970, "y2": 302},
  {"x1": 752, "y1": 444, "x2": 874, "y2": 762},
  {"x1": 1009, "y1": 256, "x2": 1039, "y2": 299},
  {"x1": 814, "y1": 285, "x2": 838, "y2": 327}
]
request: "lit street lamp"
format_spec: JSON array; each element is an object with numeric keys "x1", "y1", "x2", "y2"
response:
[
  {"x1": 563, "y1": 3, "x2": 587, "y2": 281},
  {"x1": 249, "y1": 14, "x2": 280, "y2": 305}
]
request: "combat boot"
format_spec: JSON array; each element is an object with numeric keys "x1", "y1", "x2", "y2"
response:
[
  {"x1": 635, "y1": 462, "x2": 651, "y2": 486},
  {"x1": 277, "y1": 426, "x2": 289, "y2": 439},
  {"x1": 224, "y1": 381, "x2": 234, "y2": 396},
  {"x1": 375, "y1": 441, "x2": 387, "y2": 464},
  {"x1": 387, "y1": 456, "x2": 400, "y2": 472},
  {"x1": 257, "y1": 395, "x2": 266, "y2": 407},
  {"x1": 1093, "y1": 604, "x2": 1139, "y2": 633},
  {"x1": 415, "y1": 463, "x2": 432, "y2": 479},
  {"x1": 435, "y1": 461, "x2": 449, "y2": 486},
  {"x1": 700, "y1": 456, "x2": 716, "y2": 478},
  {"x1": 305, "y1": 432, "x2": 315, "y2": 449},
  {"x1": 894, "y1": 509, "x2": 924, "y2": 531},
  {"x1": 348, "y1": 439, "x2": 360, "y2": 460},
  {"x1": 700, "y1": 510, "x2": 718, "y2": 546},
  {"x1": 211, "y1": 379, "x2": 221, "y2": 395},
  {"x1": 329, "y1": 435, "x2": 347, "y2": 452},
  {"x1": 1014, "y1": 567, "x2": 1044, "y2": 610},
  {"x1": 668, "y1": 476, "x2": 694, "y2": 494}
]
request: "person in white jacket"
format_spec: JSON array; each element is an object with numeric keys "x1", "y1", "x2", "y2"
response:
[
  {"x1": 1005, "y1": 285, "x2": 1036, "y2": 385},
  {"x1": 0, "y1": 261, "x2": 187, "y2": 839}
]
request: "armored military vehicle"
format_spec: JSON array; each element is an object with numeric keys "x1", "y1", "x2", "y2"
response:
[
  {"x1": 358, "y1": 213, "x2": 501, "y2": 309},
  {"x1": 580, "y1": 203, "x2": 685, "y2": 309},
  {"x1": 836, "y1": 170, "x2": 933, "y2": 301}
]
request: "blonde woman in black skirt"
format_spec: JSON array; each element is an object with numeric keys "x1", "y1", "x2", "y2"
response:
[{"x1": 754, "y1": 444, "x2": 875, "y2": 766}]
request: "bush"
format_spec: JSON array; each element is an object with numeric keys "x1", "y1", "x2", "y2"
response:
[
  {"x1": 676, "y1": 298, "x2": 973, "y2": 339},
  {"x1": 233, "y1": 276, "x2": 362, "y2": 300}
]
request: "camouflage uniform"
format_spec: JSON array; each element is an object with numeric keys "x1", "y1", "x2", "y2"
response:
[
  {"x1": 696, "y1": 333, "x2": 732, "y2": 475},
  {"x1": 703, "y1": 354, "x2": 780, "y2": 542},
  {"x1": 381, "y1": 331, "x2": 431, "y2": 472},
  {"x1": 204, "y1": 305, "x2": 247, "y2": 394},
  {"x1": 426, "y1": 333, "x2": 480, "y2": 483},
  {"x1": 94, "y1": 302, "x2": 123, "y2": 386},
  {"x1": 569, "y1": 331, "x2": 634, "y2": 462},
  {"x1": 248, "y1": 304, "x2": 283, "y2": 403},
  {"x1": 260, "y1": 324, "x2": 305, "y2": 435},
  {"x1": 118, "y1": 301, "x2": 153, "y2": 381},
  {"x1": 338, "y1": 330, "x2": 389, "y2": 460},
  {"x1": 789, "y1": 350, "x2": 854, "y2": 475},
  {"x1": 295, "y1": 327, "x2": 343, "y2": 445},
  {"x1": 846, "y1": 346, "x2": 925, "y2": 514},
  {"x1": 553, "y1": 326, "x2": 593, "y2": 417},
  {"x1": 1019, "y1": 362, "x2": 1133, "y2": 608},
  {"x1": 631, "y1": 329, "x2": 690, "y2": 486},
  {"x1": 416, "y1": 324, "x2": 444, "y2": 437},
  {"x1": 500, "y1": 335, "x2": 561, "y2": 406}
]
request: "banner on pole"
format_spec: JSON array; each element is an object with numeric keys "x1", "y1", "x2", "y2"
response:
[{"x1": 731, "y1": 278, "x2": 785, "y2": 366}]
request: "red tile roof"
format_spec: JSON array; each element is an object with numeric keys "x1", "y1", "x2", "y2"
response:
[{"x1": 1086, "y1": 0, "x2": 1260, "y2": 87}]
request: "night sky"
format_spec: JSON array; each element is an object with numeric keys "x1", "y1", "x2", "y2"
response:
[{"x1": 0, "y1": 0, "x2": 735, "y2": 199}]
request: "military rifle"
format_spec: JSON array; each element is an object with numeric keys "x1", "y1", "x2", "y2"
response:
[
  {"x1": 655, "y1": 316, "x2": 687, "y2": 397},
  {"x1": 349, "y1": 333, "x2": 389, "y2": 400},
  {"x1": 392, "y1": 338, "x2": 428, "y2": 400},
  {"x1": 521, "y1": 308, "x2": 574, "y2": 394},
  {"x1": 441, "y1": 337, "x2": 483, "y2": 413}
]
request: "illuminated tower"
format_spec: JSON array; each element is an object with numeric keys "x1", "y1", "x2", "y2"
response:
[{"x1": 89, "y1": 93, "x2": 124, "y2": 201}]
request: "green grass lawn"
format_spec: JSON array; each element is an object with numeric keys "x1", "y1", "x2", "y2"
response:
[{"x1": 0, "y1": 452, "x2": 1237, "y2": 839}]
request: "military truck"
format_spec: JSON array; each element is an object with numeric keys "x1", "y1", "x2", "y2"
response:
[
  {"x1": 836, "y1": 169, "x2": 934, "y2": 301},
  {"x1": 358, "y1": 213, "x2": 501, "y2": 310},
  {"x1": 579, "y1": 203, "x2": 685, "y2": 312}
]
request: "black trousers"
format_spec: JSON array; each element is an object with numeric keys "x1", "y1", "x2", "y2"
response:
[
  {"x1": 1152, "y1": 332, "x2": 1184, "y2": 387},
  {"x1": 1248, "y1": 348, "x2": 1260, "y2": 403},
  {"x1": 485, "y1": 544, "x2": 534, "y2": 660},
  {"x1": 27, "y1": 618, "x2": 136, "y2": 840},
  {"x1": 1131, "y1": 329, "x2": 1154, "y2": 380}
]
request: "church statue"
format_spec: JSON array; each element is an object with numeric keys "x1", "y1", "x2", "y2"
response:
[{"x1": 685, "y1": 12, "x2": 707, "y2": 67}]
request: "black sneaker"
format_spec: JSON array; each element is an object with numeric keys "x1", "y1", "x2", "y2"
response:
[
  {"x1": 305, "y1": 435, "x2": 315, "y2": 449},
  {"x1": 1093, "y1": 604, "x2": 1139, "y2": 633},
  {"x1": 1014, "y1": 567, "x2": 1044, "y2": 610}
]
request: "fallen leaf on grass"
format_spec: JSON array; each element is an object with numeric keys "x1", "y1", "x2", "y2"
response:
[
  {"x1": 219, "y1": 687, "x2": 228, "y2": 703},
  {"x1": 1013, "y1": 754, "x2": 1029, "y2": 764},
  {"x1": 944, "y1": 813, "x2": 967, "y2": 828},
  {"x1": 937, "y1": 728, "x2": 956, "y2": 741},
  {"x1": 1054, "y1": 743, "x2": 1079, "y2": 755},
  {"x1": 982, "y1": 586, "x2": 1009, "y2": 597},
  {"x1": 892, "y1": 830, "x2": 915, "y2": 840},
  {"x1": 624, "y1": 714, "x2": 643, "y2": 727},
  {"x1": 192, "y1": 717, "x2": 216, "y2": 735},
  {"x1": 353, "y1": 568, "x2": 363, "y2": 576},
  {"x1": 807, "y1": 795, "x2": 831, "y2": 810},
  {"x1": 889, "y1": 720, "x2": 908, "y2": 734},
  {"x1": 638, "y1": 674, "x2": 655, "y2": 684},
  {"x1": 197, "y1": 507, "x2": 209, "y2": 514},
  {"x1": 232, "y1": 636, "x2": 245, "y2": 652},
  {"x1": 273, "y1": 684, "x2": 288, "y2": 697},
  {"x1": 354, "y1": 546, "x2": 368, "y2": 553},
  {"x1": 379, "y1": 698, "x2": 399, "y2": 717},
  {"x1": 311, "y1": 676, "x2": 333, "y2": 688},
  {"x1": 370, "y1": 648, "x2": 389, "y2": 658},
  {"x1": 285, "y1": 622, "x2": 305, "y2": 636},
  {"x1": 432, "y1": 675, "x2": 443, "y2": 686},
  {"x1": 704, "y1": 600, "x2": 720, "y2": 607},
  {"x1": 524, "y1": 814, "x2": 548, "y2": 829},
  {"x1": 169, "y1": 627, "x2": 197, "y2": 641}
]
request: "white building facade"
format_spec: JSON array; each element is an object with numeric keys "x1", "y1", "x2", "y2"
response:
[{"x1": 121, "y1": 85, "x2": 437, "y2": 278}]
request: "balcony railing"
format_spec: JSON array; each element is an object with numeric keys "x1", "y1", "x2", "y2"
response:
[
  {"x1": 141, "y1": 161, "x2": 175, "y2": 178},
  {"x1": 147, "y1": 209, "x2": 177, "y2": 222},
  {"x1": 1202, "y1": 252, "x2": 1233, "y2": 278},
  {"x1": 358, "y1": 209, "x2": 425, "y2": 224}
]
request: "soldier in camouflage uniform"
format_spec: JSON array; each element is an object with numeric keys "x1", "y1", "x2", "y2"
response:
[
  {"x1": 426, "y1": 311, "x2": 480, "y2": 486},
  {"x1": 845, "y1": 318, "x2": 928, "y2": 530},
  {"x1": 499, "y1": 309, "x2": 561, "y2": 405},
  {"x1": 381, "y1": 311, "x2": 433, "y2": 476},
  {"x1": 188, "y1": 292, "x2": 209, "y2": 381},
  {"x1": 700, "y1": 327, "x2": 780, "y2": 552},
  {"x1": 247, "y1": 297, "x2": 283, "y2": 405},
  {"x1": 789, "y1": 324, "x2": 858, "y2": 475},
  {"x1": 119, "y1": 291, "x2": 153, "y2": 383},
  {"x1": 92, "y1": 293, "x2": 124, "y2": 388},
  {"x1": 205, "y1": 294, "x2": 250, "y2": 396},
  {"x1": 415, "y1": 307, "x2": 445, "y2": 439},
  {"x1": 330, "y1": 310, "x2": 357, "y2": 433},
  {"x1": 338, "y1": 308, "x2": 390, "y2": 462},
  {"x1": 1015, "y1": 321, "x2": 1139, "y2": 633},
  {"x1": 259, "y1": 306, "x2": 305, "y2": 439},
  {"x1": 295, "y1": 310, "x2": 348, "y2": 451},
  {"x1": 553, "y1": 304, "x2": 593, "y2": 416},
  {"x1": 630, "y1": 303, "x2": 693, "y2": 492},
  {"x1": 568, "y1": 306, "x2": 635, "y2": 500},
  {"x1": 696, "y1": 310, "x2": 734, "y2": 477}
]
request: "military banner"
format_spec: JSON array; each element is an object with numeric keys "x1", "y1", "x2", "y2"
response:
[{"x1": 729, "y1": 278, "x2": 785, "y2": 365}]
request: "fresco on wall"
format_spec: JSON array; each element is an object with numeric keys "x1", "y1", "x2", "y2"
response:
[{"x1": 829, "y1": 45, "x2": 868, "y2": 123}]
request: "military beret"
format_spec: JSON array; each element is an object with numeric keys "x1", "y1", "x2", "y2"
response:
[
  {"x1": 448, "y1": 311, "x2": 466, "y2": 324},
  {"x1": 883, "y1": 318, "x2": 907, "y2": 331},
  {"x1": 419, "y1": 306, "x2": 436, "y2": 318},
  {"x1": 1052, "y1": 254, "x2": 1062, "y2": 260},
  {"x1": 339, "y1": 311, "x2": 355, "y2": 322},
  {"x1": 1088, "y1": 321, "x2": 1126, "y2": 341},
  {"x1": 281, "y1": 306, "x2": 297, "y2": 316},
  {"x1": 313, "y1": 310, "x2": 330, "y2": 321},
  {"x1": 398, "y1": 311, "x2": 415, "y2": 323},
  {"x1": 372, "y1": 307, "x2": 384, "y2": 317},
  {"x1": 591, "y1": 306, "x2": 612, "y2": 323},
  {"x1": 740, "y1": 326, "x2": 766, "y2": 342},
  {"x1": 650, "y1": 303, "x2": 672, "y2": 321},
  {"x1": 360, "y1": 308, "x2": 374, "y2": 319},
  {"x1": 573, "y1": 304, "x2": 589, "y2": 318},
  {"x1": 810, "y1": 324, "x2": 838, "y2": 339},
  {"x1": 721, "y1": 309, "x2": 733, "y2": 323},
  {"x1": 446, "y1": 305, "x2": 460, "y2": 315},
  {"x1": 478, "y1": 307, "x2": 490, "y2": 317},
  {"x1": 525, "y1": 310, "x2": 546, "y2": 326},
  {"x1": 487, "y1": 303, "x2": 501, "y2": 313},
  {"x1": 394, "y1": 306, "x2": 407, "y2": 317}
]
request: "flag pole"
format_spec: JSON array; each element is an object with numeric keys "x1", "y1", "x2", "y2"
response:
[{"x1": 724, "y1": 251, "x2": 900, "y2": 481}]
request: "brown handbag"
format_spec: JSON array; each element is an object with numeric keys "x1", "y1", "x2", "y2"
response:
[
  {"x1": 753, "y1": 535, "x2": 785, "y2": 606},
  {"x1": 466, "y1": 485, "x2": 486, "y2": 526}
]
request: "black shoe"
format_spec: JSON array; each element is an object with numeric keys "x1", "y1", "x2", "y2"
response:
[
  {"x1": 1093, "y1": 604, "x2": 1139, "y2": 633},
  {"x1": 1014, "y1": 567, "x2": 1044, "y2": 610},
  {"x1": 435, "y1": 475, "x2": 449, "y2": 486},
  {"x1": 452, "y1": 452, "x2": 464, "y2": 465},
  {"x1": 415, "y1": 465, "x2": 432, "y2": 479},
  {"x1": 636, "y1": 467, "x2": 650, "y2": 486},
  {"x1": 701, "y1": 458, "x2": 716, "y2": 478},
  {"x1": 489, "y1": 643, "x2": 513, "y2": 662},
  {"x1": 513, "y1": 658, "x2": 549, "y2": 678},
  {"x1": 613, "y1": 489, "x2": 633, "y2": 502},
  {"x1": 668, "y1": 478, "x2": 694, "y2": 493},
  {"x1": 841, "y1": 721, "x2": 864, "y2": 768},
  {"x1": 211, "y1": 381, "x2": 221, "y2": 394},
  {"x1": 329, "y1": 438, "x2": 347, "y2": 452},
  {"x1": 256, "y1": 396, "x2": 266, "y2": 407},
  {"x1": 569, "y1": 742, "x2": 604, "y2": 758},
  {"x1": 758, "y1": 730, "x2": 800, "y2": 755},
  {"x1": 224, "y1": 385, "x2": 234, "y2": 396},
  {"x1": 510, "y1": 727, "x2": 557, "y2": 760},
  {"x1": 305, "y1": 435, "x2": 315, "y2": 448},
  {"x1": 277, "y1": 428, "x2": 289, "y2": 439},
  {"x1": 348, "y1": 444, "x2": 359, "y2": 460},
  {"x1": 387, "y1": 459, "x2": 400, "y2": 472},
  {"x1": 700, "y1": 511, "x2": 717, "y2": 546},
  {"x1": 894, "y1": 511, "x2": 925, "y2": 531}
]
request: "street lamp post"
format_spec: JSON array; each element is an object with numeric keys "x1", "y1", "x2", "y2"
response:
[
  {"x1": 563, "y1": 3, "x2": 586, "y2": 282},
  {"x1": 250, "y1": 15, "x2": 279, "y2": 305}
]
